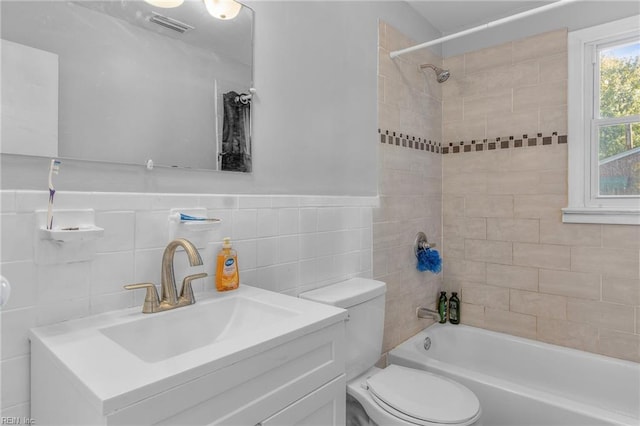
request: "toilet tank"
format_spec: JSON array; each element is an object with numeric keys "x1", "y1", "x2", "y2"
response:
[{"x1": 299, "y1": 278, "x2": 386, "y2": 380}]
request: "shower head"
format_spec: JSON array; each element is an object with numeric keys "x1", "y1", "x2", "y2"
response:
[{"x1": 420, "y1": 64, "x2": 450, "y2": 83}]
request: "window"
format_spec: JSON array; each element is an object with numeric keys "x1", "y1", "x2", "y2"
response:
[{"x1": 565, "y1": 16, "x2": 640, "y2": 225}]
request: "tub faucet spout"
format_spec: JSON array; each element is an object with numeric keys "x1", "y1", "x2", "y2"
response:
[{"x1": 417, "y1": 307, "x2": 440, "y2": 320}]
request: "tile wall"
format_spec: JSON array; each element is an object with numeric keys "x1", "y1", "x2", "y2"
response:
[
  {"x1": 0, "y1": 190, "x2": 375, "y2": 416},
  {"x1": 441, "y1": 29, "x2": 640, "y2": 362},
  {"x1": 375, "y1": 21, "x2": 443, "y2": 353}
]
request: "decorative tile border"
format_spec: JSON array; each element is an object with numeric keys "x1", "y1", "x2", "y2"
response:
[
  {"x1": 441, "y1": 132, "x2": 567, "y2": 154},
  {"x1": 377, "y1": 129, "x2": 567, "y2": 155},
  {"x1": 378, "y1": 129, "x2": 441, "y2": 153}
]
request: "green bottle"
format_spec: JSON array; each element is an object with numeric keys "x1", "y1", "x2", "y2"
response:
[
  {"x1": 449, "y1": 292, "x2": 460, "y2": 324},
  {"x1": 438, "y1": 291, "x2": 448, "y2": 323}
]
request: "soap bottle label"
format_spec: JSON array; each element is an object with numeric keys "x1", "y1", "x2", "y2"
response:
[
  {"x1": 216, "y1": 237, "x2": 239, "y2": 292},
  {"x1": 223, "y1": 258, "x2": 236, "y2": 275},
  {"x1": 438, "y1": 292, "x2": 448, "y2": 323},
  {"x1": 449, "y1": 292, "x2": 460, "y2": 324}
]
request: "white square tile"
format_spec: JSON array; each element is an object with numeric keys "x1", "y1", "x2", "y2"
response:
[
  {"x1": 206, "y1": 209, "x2": 233, "y2": 240},
  {"x1": 257, "y1": 209, "x2": 278, "y2": 237},
  {"x1": 135, "y1": 211, "x2": 170, "y2": 249},
  {"x1": 199, "y1": 195, "x2": 238, "y2": 209},
  {"x1": 36, "y1": 262, "x2": 91, "y2": 303},
  {"x1": 276, "y1": 263, "x2": 300, "y2": 292},
  {"x1": 316, "y1": 256, "x2": 336, "y2": 282},
  {"x1": 342, "y1": 207, "x2": 362, "y2": 229},
  {"x1": 150, "y1": 194, "x2": 199, "y2": 210},
  {"x1": 278, "y1": 235, "x2": 299, "y2": 263},
  {"x1": 271, "y1": 196, "x2": 299, "y2": 208},
  {"x1": 299, "y1": 258, "x2": 321, "y2": 285},
  {"x1": 0, "y1": 213, "x2": 34, "y2": 262},
  {"x1": 278, "y1": 208, "x2": 299, "y2": 235},
  {"x1": 0, "y1": 191, "x2": 16, "y2": 213},
  {"x1": 1, "y1": 307, "x2": 34, "y2": 360},
  {"x1": 1, "y1": 356, "x2": 29, "y2": 407},
  {"x1": 90, "y1": 291, "x2": 135, "y2": 315},
  {"x1": 0, "y1": 261, "x2": 37, "y2": 310},
  {"x1": 334, "y1": 251, "x2": 361, "y2": 277},
  {"x1": 232, "y1": 210, "x2": 257, "y2": 240},
  {"x1": 134, "y1": 248, "x2": 163, "y2": 284},
  {"x1": 36, "y1": 297, "x2": 90, "y2": 326},
  {"x1": 95, "y1": 211, "x2": 135, "y2": 253},
  {"x1": 317, "y1": 208, "x2": 340, "y2": 232},
  {"x1": 299, "y1": 234, "x2": 318, "y2": 260},
  {"x1": 316, "y1": 232, "x2": 335, "y2": 257},
  {"x1": 360, "y1": 249, "x2": 373, "y2": 273},
  {"x1": 234, "y1": 239, "x2": 257, "y2": 271},
  {"x1": 238, "y1": 196, "x2": 271, "y2": 209},
  {"x1": 52, "y1": 191, "x2": 94, "y2": 210},
  {"x1": 92, "y1": 192, "x2": 152, "y2": 211},
  {"x1": 14, "y1": 190, "x2": 53, "y2": 212},
  {"x1": 91, "y1": 252, "x2": 135, "y2": 295},
  {"x1": 299, "y1": 208, "x2": 318, "y2": 233},
  {"x1": 256, "y1": 238, "x2": 278, "y2": 267},
  {"x1": 251, "y1": 265, "x2": 279, "y2": 292},
  {"x1": 360, "y1": 207, "x2": 373, "y2": 228}
]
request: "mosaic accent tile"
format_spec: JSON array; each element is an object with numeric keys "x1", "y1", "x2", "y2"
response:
[
  {"x1": 374, "y1": 128, "x2": 575, "y2": 156},
  {"x1": 437, "y1": 131, "x2": 567, "y2": 155},
  {"x1": 378, "y1": 128, "x2": 442, "y2": 154}
]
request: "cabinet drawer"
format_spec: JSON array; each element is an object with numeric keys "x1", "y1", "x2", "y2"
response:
[
  {"x1": 108, "y1": 322, "x2": 345, "y2": 425},
  {"x1": 259, "y1": 374, "x2": 346, "y2": 426}
]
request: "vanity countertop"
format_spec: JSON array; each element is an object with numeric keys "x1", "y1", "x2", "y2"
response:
[{"x1": 30, "y1": 285, "x2": 347, "y2": 416}]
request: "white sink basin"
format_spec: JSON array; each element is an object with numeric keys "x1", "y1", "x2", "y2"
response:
[
  {"x1": 100, "y1": 296, "x2": 299, "y2": 362},
  {"x1": 29, "y1": 285, "x2": 347, "y2": 415}
]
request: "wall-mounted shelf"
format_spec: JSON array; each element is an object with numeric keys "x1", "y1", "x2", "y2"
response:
[
  {"x1": 39, "y1": 226, "x2": 104, "y2": 242},
  {"x1": 169, "y1": 210, "x2": 221, "y2": 231},
  {"x1": 168, "y1": 208, "x2": 221, "y2": 249},
  {"x1": 34, "y1": 208, "x2": 103, "y2": 264}
]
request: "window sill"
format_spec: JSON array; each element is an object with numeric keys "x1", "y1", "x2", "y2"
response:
[{"x1": 562, "y1": 207, "x2": 640, "y2": 225}]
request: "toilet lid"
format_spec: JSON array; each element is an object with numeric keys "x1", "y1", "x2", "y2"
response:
[{"x1": 366, "y1": 365, "x2": 480, "y2": 425}]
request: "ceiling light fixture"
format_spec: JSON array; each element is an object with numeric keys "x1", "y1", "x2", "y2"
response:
[
  {"x1": 144, "y1": 0, "x2": 185, "y2": 8},
  {"x1": 203, "y1": 0, "x2": 242, "y2": 20}
]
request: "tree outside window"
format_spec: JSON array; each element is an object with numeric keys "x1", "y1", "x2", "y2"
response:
[{"x1": 597, "y1": 40, "x2": 640, "y2": 196}]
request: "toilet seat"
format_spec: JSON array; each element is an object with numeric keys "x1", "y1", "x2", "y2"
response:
[{"x1": 365, "y1": 365, "x2": 481, "y2": 425}]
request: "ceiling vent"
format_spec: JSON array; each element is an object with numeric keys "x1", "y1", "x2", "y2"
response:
[{"x1": 148, "y1": 12, "x2": 194, "y2": 34}]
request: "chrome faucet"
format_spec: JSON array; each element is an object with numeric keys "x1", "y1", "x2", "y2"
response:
[
  {"x1": 124, "y1": 238, "x2": 207, "y2": 313},
  {"x1": 417, "y1": 306, "x2": 440, "y2": 321}
]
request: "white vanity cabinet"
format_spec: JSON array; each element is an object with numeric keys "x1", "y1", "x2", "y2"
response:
[{"x1": 30, "y1": 286, "x2": 347, "y2": 426}]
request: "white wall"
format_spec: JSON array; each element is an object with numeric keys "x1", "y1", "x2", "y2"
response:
[
  {"x1": 0, "y1": 190, "x2": 375, "y2": 417},
  {"x1": 1, "y1": 1, "x2": 439, "y2": 196}
]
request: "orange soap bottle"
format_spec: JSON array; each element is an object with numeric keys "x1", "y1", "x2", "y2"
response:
[{"x1": 215, "y1": 237, "x2": 239, "y2": 292}]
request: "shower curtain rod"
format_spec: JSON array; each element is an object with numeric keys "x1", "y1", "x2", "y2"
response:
[{"x1": 389, "y1": 0, "x2": 579, "y2": 59}]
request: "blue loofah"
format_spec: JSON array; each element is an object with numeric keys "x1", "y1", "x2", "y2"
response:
[{"x1": 416, "y1": 248, "x2": 442, "y2": 273}]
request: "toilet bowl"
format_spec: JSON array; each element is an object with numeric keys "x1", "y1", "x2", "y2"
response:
[
  {"x1": 299, "y1": 278, "x2": 482, "y2": 426},
  {"x1": 347, "y1": 366, "x2": 481, "y2": 426}
]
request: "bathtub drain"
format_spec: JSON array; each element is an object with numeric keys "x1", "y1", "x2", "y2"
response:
[{"x1": 423, "y1": 337, "x2": 431, "y2": 351}]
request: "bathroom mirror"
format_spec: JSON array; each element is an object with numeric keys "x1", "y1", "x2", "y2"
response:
[{"x1": 0, "y1": 0, "x2": 253, "y2": 172}]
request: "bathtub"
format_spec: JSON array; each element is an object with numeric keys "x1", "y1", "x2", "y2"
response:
[{"x1": 388, "y1": 323, "x2": 640, "y2": 426}]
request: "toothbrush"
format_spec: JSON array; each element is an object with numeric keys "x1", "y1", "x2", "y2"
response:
[
  {"x1": 179, "y1": 213, "x2": 221, "y2": 222},
  {"x1": 46, "y1": 159, "x2": 61, "y2": 230}
]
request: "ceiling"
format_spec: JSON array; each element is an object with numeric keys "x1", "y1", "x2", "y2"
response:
[
  {"x1": 405, "y1": 0, "x2": 640, "y2": 57},
  {"x1": 407, "y1": 0, "x2": 550, "y2": 35}
]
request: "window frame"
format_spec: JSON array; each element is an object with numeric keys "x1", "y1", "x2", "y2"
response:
[{"x1": 565, "y1": 15, "x2": 640, "y2": 225}]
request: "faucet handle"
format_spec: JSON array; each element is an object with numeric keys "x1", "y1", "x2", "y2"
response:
[
  {"x1": 179, "y1": 273, "x2": 208, "y2": 305},
  {"x1": 124, "y1": 283, "x2": 160, "y2": 313}
]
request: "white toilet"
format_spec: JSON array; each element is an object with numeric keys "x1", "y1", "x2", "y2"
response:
[{"x1": 300, "y1": 278, "x2": 481, "y2": 426}]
